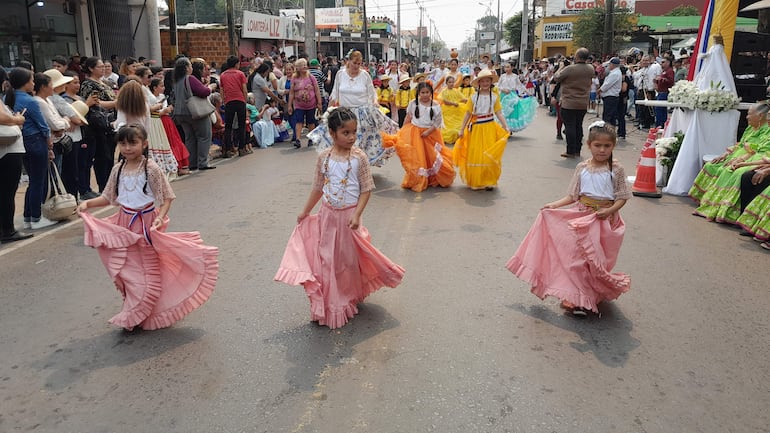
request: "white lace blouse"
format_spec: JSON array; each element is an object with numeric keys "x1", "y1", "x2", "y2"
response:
[
  {"x1": 331, "y1": 70, "x2": 377, "y2": 108},
  {"x1": 312, "y1": 147, "x2": 374, "y2": 208},
  {"x1": 407, "y1": 100, "x2": 444, "y2": 129}
]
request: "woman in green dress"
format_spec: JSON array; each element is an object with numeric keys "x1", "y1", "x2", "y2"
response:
[
  {"x1": 693, "y1": 104, "x2": 770, "y2": 224},
  {"x1": 689, "y1": 103, "x2": 770, "y2": 202},
  {"x1": 736, "y1": 157, "x2": 770, "y2": 249}
]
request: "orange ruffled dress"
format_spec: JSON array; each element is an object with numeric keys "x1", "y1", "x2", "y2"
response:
[
  {"x1": 384, "y1": 100, "x2": 455, "y2": 192},
  {"x1": 80, "y1": 159, "x2": 218, "y2": 330},
  {"x1": 274, "y1": 148, "x2": 405, "y2": 329}
]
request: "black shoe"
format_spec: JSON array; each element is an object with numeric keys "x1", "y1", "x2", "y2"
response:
[
  {"x1": 1, "y1": 231, "x2": 33, "y2": 244},
  {"x1": 293, "y1": 140, "x2": 301, "y2": 148},
  {"x1": 739, "y1": 230, "x2": 753, "y2": 237},
  {"x1": 199, "y1": 166, "x2": 216, "y2": 170},
  {"x1": 556, "y1": 133, "x2": 563, "y2": 140}
]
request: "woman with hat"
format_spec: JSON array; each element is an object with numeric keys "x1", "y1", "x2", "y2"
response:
[
  {"x1": 61, "y1": 70, "x2": 100, "y2": 199},
  {"x1": 44, "y1": 68, "x2": 89, "y2": 195},
  {"x1": 453, "y1": 69, "x2": 511, "y2": 190},
  {"x1": 308, "y1": 50, "x2": 399, "y2": 167}
]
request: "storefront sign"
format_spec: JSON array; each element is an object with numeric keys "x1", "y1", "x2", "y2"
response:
[
  {"x1": 542, "y1": 22, "x2": 573, "y2": 41},
  {"x1": 545, "y1": 0, "x2": 635, "y2": 16},
  {"x1": 279, "y1": 8, "x2": 351, "y2": 26},
  {"x1": 242, "y1": 10, "x2": 304, "y2": 41}
]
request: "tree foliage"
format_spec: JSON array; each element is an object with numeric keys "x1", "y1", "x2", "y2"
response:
[
  {"x1": 665, "y1": 5, "x2": 699, "y2": 16},
  {"x1": 477, "y1": 15, "x2": 499, "y2": 31},
  {"x1": 572, "y1": 7, "x2": 635, "y2": 56},
  {"x1": 503, "y1": 12, "x2": 524, "y2": 49}
]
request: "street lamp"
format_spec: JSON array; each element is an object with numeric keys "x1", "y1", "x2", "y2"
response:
[{"x1": 25, "y1": 0, "x2": 45, "y2": 69}]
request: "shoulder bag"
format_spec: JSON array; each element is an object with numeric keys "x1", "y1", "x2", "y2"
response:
[
  {"x1": 185, "y1": 76, "x2": 216, "y2": 120},
  {"x1": 42, "y1": 162, "x2": 77, "y2": 221},
  {"x1": 0, "y1": 105, "x2": 22, "y2": 145}
]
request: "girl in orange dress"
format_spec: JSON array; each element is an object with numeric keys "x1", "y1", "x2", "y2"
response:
[{"x1": 388, "y1": 82, "x2": 455, "y2": 192}]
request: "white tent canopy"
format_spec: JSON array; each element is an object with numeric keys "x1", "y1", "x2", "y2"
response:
[{"x1": 500, "y1": 51, "x2": 519, "y2": 61}]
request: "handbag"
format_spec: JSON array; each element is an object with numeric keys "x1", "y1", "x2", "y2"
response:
[
  {"x1": 53, "y1": 134, "x2": 74, "y2": 155},
  {"x1": 185, "y1": 76, "x2": 216, "y2": 120},
  {"x1": 0, "y1": 122, "x2": 22, "y2": 146},
  {"x1": 42, "y1": 162, "x2": 77, "y2": 221}
]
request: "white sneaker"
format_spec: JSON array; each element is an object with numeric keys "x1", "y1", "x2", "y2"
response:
[
  {"x1": 23, "y1": 221, "x2": 32, "y2": 229},
  {"x1": 30, "y1": 216, "x2": 59, "y2": 230}
]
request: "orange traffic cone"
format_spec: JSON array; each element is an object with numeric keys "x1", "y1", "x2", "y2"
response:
[{"x1": 632, "y1": 144, "x2": 662, "y2": 198}]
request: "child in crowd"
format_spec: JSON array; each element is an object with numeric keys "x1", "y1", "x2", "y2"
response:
[
  {"x1": 77, "y1": 124, "x2": 218, "y2": 331},
  {"x1": 454, "y1": 69, "x2": 510, "y2": 190},
  {"x1": 439, "y1": 75, "x2": 466, "y2": 145},
  {"x1": 387, "y1": 82, "x2": 454, "y2": 192},
  {"x1": 149, "y1": 77, "x2": 190, "y2": 176},
  {"x1": 377, "y1": 75, "x2": 393, "y2": 115},
  {"x1": 506, "y1": 121, "x2": 631, "y2": 316},
  {"x1": 458, "y1": 74, "x2": 475, "y2": 100},
  {"x1": 589, "y1": 72, "x2": 599, "y2": 114},
  {"x1": 395, "y1": 75, "x2": 412, "y2": 127},
  {"x1": 274, "y1": 107, "x2": 404, "y2": 329},
  {"x1": 209, "y1": 92, "x2": 226, "y2": 152},
  {"x1": 265, "y1": 98, "x2": 290, "y2": 142}
]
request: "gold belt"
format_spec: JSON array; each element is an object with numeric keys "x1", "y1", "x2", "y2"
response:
[{"x1": 579, "y1": 196, "x2": 614, "y2": 211}]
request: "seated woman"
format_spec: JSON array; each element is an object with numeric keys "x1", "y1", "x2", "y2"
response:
[
  {"x1": 736, "y1": 156, "x2": 770, "y2": 248},
  {"x1": 690, "y1": 103, "x2": 770, "y2": 202},
  {"x1": 693, "y1": 104, "x2": 770, "y2": 223}
]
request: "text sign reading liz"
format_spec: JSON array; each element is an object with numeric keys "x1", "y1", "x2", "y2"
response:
[{"x1": 545, "y1": 0, "x2": 635, "y2": 16}]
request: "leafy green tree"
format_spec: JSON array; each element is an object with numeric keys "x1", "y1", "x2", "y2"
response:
[
  {"x1": 572, "y1": 7, "x2": 635, "y2": 56},
  {"x1": 503, "y1": 11, "x2": 524, "y2": 49},
  {"x1": 665, "y1": 5, "x2": 699, "y2": 16}
]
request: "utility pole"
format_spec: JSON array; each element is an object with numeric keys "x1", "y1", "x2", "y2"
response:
[
  {"x1": 603, "y1": 0, "x2": 614, "y2": 57},
  {"x1": 494, "y1": 0, "x2": 500, "y2": 63},
  {"x1": 397, "y1": 0, "x2": 401, "y2": 64},
  {"x1": 304, "y1": 0, "x2": 316, "y2": 59},
  {"x1": 362, "y1": 0, "x2": 370, "y2": 61},
  {"x1": 519, "y1": 0, "x2": 528, "y2": 66},
  {"x1": 225, "y1": 0, "x2": 236, "y2": 56},
  {"x1": 418, "y1": 5, "x2": 423, "y2": 64},
  {"x1": 168, "y1": 0, "x2": 178, "y2": 58}
]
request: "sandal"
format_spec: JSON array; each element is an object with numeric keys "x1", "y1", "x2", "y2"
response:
[{"x1": 761, "y1": 242, "x2": 770, "y2": 250}]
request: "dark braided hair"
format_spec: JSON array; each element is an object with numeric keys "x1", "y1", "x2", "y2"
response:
[
  {"x1": 327, "y1": 107, "x2": 357, "y2": 132},
  {"x1": 413, "y1": 82, "x2": 434, "y2": 120},
  {"x1": 114, "y1": 124, "x2": 150, "y2": 197}
]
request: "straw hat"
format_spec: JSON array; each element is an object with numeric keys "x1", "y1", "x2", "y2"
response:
[
  {"x1": 412, "y1": 72, "x2": 426, "y2": 82},
  {"x1": 471, "y1": 69, "x2": 499, "y2": 87},
  {"x1": 43, "y1": 69, "x2": 73, "y2": 89},
  {"x1": 379, "y1": 75, "x2": 392, "y2": 82},
  {"x1": 398, "y1": 75, "x2": 411, "y2": 84},
  {"x1": 70, "y1": 100, "x2": 89, "y2": 125}
]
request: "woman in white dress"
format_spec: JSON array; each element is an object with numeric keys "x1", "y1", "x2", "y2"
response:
[{"x1": 308, "y1": 50, "x2": 399, "y2": 167}]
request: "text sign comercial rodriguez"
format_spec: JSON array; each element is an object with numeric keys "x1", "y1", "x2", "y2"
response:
[{"x1": 542, "y1": 22, "x2": 573, "y2": 41}]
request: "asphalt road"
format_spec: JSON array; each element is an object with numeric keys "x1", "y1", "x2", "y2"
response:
[{"x1": 1, "y1": 107, "x2": 768, "y2": 433}]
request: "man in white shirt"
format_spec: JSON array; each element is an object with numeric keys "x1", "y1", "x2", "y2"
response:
[
  {"x1": 598, "y1": 57, "x2": 622, "y2": 127},
  {"x1": 635, "y1": 55, "x2": 659, "y2": 129}
]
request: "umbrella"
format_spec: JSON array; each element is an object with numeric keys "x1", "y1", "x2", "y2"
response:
[{"x1": 741, "y1": 0, "x2": 770, "y2": 11}]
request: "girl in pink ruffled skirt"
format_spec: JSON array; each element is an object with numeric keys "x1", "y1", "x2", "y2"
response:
[
  {"x1": 506, "y1": 121, "x2": 631, "y2": 316},
  {"x1": 275, "y1": 107, "x2": 405, "y2": 329},
  {"x1": 78, "y1": 124, "x2": 218, "y2": 331}
]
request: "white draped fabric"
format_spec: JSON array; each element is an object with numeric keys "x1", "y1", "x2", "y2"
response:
[
  {"x1": 662, "y1": 109, "x2": 740, "y2": 195},
  {"x1": 657, "y1": 108, "x2": 694, "y2": 186}
]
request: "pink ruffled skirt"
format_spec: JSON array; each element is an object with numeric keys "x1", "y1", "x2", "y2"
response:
[
  {"x1": 274, "y1": 202, "x2": 405, "y2": 329},
  {"x1": 505, "y1": 206, "x2": 630, "y2": 312},
  {"x1": 80, "y1": 209, "x2": 218, "y2": 330}
]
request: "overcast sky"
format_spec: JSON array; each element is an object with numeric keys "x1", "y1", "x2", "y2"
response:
[{"x1": 368, "y1": 0, "x2": 524, "y2": 49}]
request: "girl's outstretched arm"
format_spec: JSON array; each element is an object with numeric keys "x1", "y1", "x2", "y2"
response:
[
  {"x1": 349, "y1": 191, "x2": 370, "y2": 230},
  {"x1": 542, "y1": 195, "x2": 575, "y2": 209},
  {"x1": 297, "y1": 190, "x2": 323, "y2": 223},
  {"x1": 77, "y1": 196, "x2": 110, "y2": 213},
  {"x1": 152, "y1": 198, "x2": 173, "y2": 229}
]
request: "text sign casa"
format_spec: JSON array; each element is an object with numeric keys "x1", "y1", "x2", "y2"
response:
[
  {"x1": 542, "y1": 22, "x2": 573, "y2": 41},
  {"x1": 545, "y1": 0, "x2": 636, "y2": 16}
]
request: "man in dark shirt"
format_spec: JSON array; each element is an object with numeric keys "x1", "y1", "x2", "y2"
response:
[
  {"x1": 554, "y1": 47, "x2": 595, "y2": 158},
  {"x1": 309, "y1": 59, "x2": 327, "y2": 111},
  {"x1": 654, "y1": 57, "x2": 675, "y2": 127}
]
